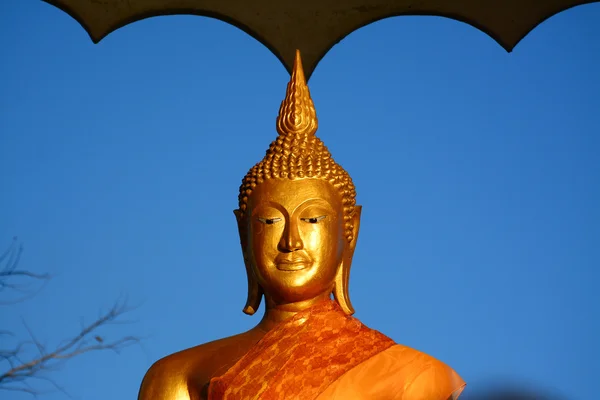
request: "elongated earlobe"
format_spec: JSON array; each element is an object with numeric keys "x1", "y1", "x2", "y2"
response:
[
  {"x1": 243, "y1": 264, "x2": 263, "y2": 315},
  {"x1": 234, "y1": 209, "x2": 263, "y2": 315},
  {"x1": 333, "y1": 205, "x2": 361, "y2": 315},
  {"x1": 333, "y1": 259, "x2": 354, "y2": 315}
]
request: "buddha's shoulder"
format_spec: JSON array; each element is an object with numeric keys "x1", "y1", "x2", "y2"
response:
[
  {"x1": 375, "y1": 344, "x2": 465, "y2": 398},
  {"x1": 319, "y1": 344, "x2": 466, "y2": 400},
  {"x1": 138, "y1": 329, "x2": 263, "y2": 400},
  {"x1": 375, "y1": 344, "x2": 462, "y2": 378},
  {"x1": 379, "y1": 343, "x2": 452, "y2": 367}
]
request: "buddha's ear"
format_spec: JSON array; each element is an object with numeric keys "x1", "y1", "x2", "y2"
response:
[
  {"x1": 348, "y1": 205, "x2": 362, "y2": 255},
  {"x1": 233, "y1": 209, "x2": 248, "y2": 251},
  {"x1": 334, "y1": 205, "x2": 362, "y2": 315},
  {"x1": 243, "y1": 274, "x2": 263, "y2": 316},
  {"x1": 233, "y1": 209, "x2": 262, "y2": 315}
]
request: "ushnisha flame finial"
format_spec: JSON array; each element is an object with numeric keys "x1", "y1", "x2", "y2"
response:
[{"x1": 275, "y1": 50, "x2": 318, "y2": 137}]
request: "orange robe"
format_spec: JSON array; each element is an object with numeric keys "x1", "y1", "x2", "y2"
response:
[{"x1": 208, "y1": 300, "x2": 465, "y2": 400}]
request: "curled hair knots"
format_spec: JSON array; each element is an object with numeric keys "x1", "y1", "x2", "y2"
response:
[{"x1": 237, "y1": 50, "x2": 357, "y2": 242}]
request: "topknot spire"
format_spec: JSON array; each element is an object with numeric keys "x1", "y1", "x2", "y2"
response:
[{"x1": 276, "y1": 50, "x2": 318, "y2": 137}]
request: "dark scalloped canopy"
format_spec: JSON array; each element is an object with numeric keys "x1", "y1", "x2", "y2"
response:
[{"x1": 43, "y1": 0, "x2": 598, "y2": 80}]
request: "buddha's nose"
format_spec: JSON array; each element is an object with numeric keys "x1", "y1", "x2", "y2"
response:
[{"x1": 278, "y1": 222, "x2": 304, "y2": 252}]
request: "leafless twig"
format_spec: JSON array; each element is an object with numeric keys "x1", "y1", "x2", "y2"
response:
[
  {"x1": 0, "y1": 300, "x2": 139, "y2": 395},
  {"x1": 0, "y1": 238, "x2": 140, "y2": 396},
  {"x1": 0, "y1": 237, "x2": 50, "y2": 305}
]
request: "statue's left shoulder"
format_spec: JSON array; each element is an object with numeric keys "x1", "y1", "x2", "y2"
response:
[
  {"x1": 316, "y1": 344, "x2": 465, "y2": 400},
  {"x1": 399, "y1": 346, "x2": 466, "y2": 400}
]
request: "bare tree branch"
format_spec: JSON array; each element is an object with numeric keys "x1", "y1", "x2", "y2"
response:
[
  {"x1": 0, "y1": 238, "x2": 140, "y2": 396},
  {"x1": 0, "y1": 237, "x2": 50, "y2": 305}
]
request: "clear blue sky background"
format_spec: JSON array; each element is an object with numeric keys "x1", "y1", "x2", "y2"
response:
[{"x1": 1, "y1": 2, "x2": 599, "y2": 400}]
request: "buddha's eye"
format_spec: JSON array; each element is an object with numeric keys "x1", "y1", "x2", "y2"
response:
[
  {"x1": 301, "y1": 216, "x2": 326, "y2": 224},
  {"x1": 257, "y1": 217, "x2": 282, "y2": 225}
]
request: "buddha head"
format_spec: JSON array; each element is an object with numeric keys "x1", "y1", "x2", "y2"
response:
[{"x1": 234, "y1": 50, "x2": 361, "y2": 315}]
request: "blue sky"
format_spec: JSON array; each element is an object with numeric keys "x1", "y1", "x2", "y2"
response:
[{"x1": 1, "y1": 2, "x2": 599, "y2": 399}]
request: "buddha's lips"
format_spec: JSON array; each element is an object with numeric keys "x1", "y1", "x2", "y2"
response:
[{"x1": 275, "y1": 256, "x2": 312, "y2": 271}]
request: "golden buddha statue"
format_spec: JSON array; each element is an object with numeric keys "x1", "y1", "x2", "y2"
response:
[{"x1": 138, "y1": 51, "x2": 465, "y2": 400}]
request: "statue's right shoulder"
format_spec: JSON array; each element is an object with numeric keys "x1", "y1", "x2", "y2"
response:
[
  {"x1": 138, "y1": 328, "x2": 265, "y2": 400},
  {"x1": 137, "y1": 344, "x2": 211, "y2": 400}
]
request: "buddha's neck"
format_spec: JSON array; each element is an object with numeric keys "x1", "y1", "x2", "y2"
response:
[{"x1": 256, "y1": 292, "x2": 332, "y2": 332}]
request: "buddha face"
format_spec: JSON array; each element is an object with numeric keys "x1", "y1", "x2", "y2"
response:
[{"x1": 238, "y1": 178, "x2": 351, "y2": 304}]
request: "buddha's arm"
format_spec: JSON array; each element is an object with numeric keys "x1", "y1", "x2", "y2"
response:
[{"x1": 138, "y1": 359, "x2": 195, "y2": 400}]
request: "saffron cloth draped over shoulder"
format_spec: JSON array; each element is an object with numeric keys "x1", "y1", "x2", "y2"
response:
[
  {"x1": 207, "y1": 300, "x2": 394, "y2": 399},
  {"x1": 208, "y1": 300, "x2": 465, "y2": 400}
]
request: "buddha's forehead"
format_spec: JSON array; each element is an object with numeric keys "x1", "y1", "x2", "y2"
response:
[{"x1": 248, "y1": 178, "x2": 342, "y2": 212}]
